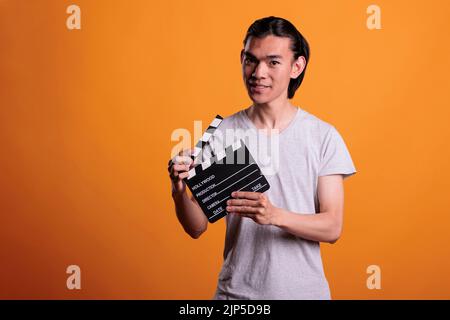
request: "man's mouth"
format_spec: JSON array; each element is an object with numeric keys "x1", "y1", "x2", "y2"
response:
[
  {"x1": 250, "y1": 83, "x2": 270, "y2": 88},
  {"x1": 249, "y1": 83, "x2": 271, "y2": 93}
]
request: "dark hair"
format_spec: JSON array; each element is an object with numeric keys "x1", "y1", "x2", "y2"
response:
[{"x1": 243, "y1": 16, "x2": 310, "y2": 99}]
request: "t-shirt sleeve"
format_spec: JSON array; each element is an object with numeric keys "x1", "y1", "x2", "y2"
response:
[{"x1": 318, "y1": 126, "x2": 357, "y2": 179}]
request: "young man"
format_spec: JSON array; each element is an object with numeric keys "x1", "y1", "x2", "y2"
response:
[{"x1": 168, "y1": 16, "x2": 356, "y2": 299}]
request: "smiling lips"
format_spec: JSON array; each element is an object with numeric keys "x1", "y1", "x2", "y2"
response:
[{"x1": 249, "y1": 83, "x2": 271, "y2": 93}]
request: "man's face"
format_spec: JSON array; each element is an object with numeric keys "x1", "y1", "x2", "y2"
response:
[{"x1": 241, "y1": 35, "x2": 303, "y2": 104}]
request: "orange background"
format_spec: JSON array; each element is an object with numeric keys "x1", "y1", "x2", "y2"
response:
[{"x1": 1, "y1": 0, "x2": 449, "y2": 299}]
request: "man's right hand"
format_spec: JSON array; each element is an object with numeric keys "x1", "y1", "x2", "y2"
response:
[{"x1": 168, "y1": 148, "x2": 195, "y2": 196}]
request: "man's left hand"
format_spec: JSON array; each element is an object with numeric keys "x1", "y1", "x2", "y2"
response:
[{"x1": 226, "y1": 191, "x2": 280, "y2": 225}]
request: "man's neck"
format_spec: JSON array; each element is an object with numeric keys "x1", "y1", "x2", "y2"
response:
[{"x1": 246, "y1": 99, "x2": 298, "y2": 131}]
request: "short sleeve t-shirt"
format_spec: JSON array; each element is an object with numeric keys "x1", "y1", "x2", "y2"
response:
[{"x1": 202, "y1": 106, "x2": 357, "y2": 300}]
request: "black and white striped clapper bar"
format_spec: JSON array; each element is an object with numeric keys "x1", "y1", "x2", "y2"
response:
[
  {"x1": 190, "y1": 115, "x2": 223, "y2": 163},
  {"x1": 184, "y1": 115, "x2": 270, "y2": 223}
]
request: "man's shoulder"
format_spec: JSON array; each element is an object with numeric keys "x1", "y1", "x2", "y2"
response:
[
  {"x1": 296, "y1": 107, "x2": 336, "y2": 135},
  {"x1": 215, "y1": 109, "x2": 245, "y2": 132},
  {"x1": 206, "y1": 109, "x2": 245, "y2": 150},
  {"x1": 221, "y1": 109, "x2": 244, "y2": 124}
]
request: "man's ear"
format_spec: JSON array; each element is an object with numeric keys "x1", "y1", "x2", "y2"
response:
[
  {"x1": 240, "y1": 49, "x2": 245, "y2": 64},
  {"x1": 290, "y1": 55, "x2": 306, "y2": 79}
]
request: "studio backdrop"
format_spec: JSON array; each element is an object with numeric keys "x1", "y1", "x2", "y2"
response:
[{"x1": 1, "y1": 0, "x2": 449, "y2": 299}]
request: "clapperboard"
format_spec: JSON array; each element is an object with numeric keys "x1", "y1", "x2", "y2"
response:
[{"x1": 184, "y1": 115, "x2": 270, "y2": 223}]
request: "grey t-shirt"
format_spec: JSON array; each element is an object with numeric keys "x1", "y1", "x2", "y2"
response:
[{"x1": 202, "y1": 107, "x2": 357, "y2": 300}]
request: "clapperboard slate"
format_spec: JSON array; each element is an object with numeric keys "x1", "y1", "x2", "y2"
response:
[{"x1": 184, "y1": 115, "x2": 270, "y2": 223}]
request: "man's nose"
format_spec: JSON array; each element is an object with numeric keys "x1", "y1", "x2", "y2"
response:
[{"x1": 252, "y1": 62, "x2": 268, "y2": 78}]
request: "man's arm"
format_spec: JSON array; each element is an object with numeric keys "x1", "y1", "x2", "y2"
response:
[
  {"x1": 168, "y1": 150, "x2": 208, "y2": 239},
  {"x1": 226, "y1": 174, "x2": 345, "y2": 243},
  {"x1": 172, "y1": 191, "x2": 208, "y2": 239},
  {"x1": 272, "y1": 174, "x2": 344, "y2": 243}
]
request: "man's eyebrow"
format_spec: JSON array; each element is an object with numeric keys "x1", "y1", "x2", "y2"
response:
[{"x1": 244, "y1": 51, "x2": 283, "y2": 60}]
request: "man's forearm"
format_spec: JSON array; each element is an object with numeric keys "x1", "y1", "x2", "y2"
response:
[
  {"x1": 272, "y1": 208, "x2": 342, "y2": 244},
  {"x1": 172, "y1": 191, "x2": 208, "y2": 239}
]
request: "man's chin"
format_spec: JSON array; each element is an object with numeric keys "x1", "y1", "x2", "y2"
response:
[{"x1": 248, "y1": 93, "x2": 272, "y2": 104}]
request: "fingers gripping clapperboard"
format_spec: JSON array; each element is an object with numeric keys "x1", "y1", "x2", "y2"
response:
[{"x1": 184, "y1": 115, "x2": 270, "y2": 223}]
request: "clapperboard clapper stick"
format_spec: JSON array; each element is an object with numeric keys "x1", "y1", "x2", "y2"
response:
[
  {"x1": 184, "y1": 115, "x2": 270, "y2": 223},
  {"x1": 190, "y1": 115, "x2": 223, "y2": 163}
]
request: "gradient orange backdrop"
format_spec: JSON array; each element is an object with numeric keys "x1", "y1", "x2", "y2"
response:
[{"x1": 1, "y1": 0, "x2": 450, "y2": 299}]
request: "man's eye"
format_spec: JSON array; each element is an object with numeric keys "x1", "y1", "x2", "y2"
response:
[
  {"x1": 244, "y1": 58, "x2": 254, "y2": 64},
  {"x1": 270, "y1": 61, "x2": 280, "y2": 66}
]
